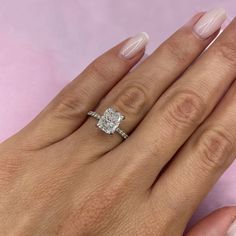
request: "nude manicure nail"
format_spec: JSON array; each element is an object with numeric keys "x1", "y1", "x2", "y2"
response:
[
  {"x1": 193, "y1": 7, "x2": 227, "y2": 39},
  {"x1": 120, "y1": 32, "x2": 149, "y2": 59},
  {"x1": 227, "y1": 220, "x2": 236, "y2": 236}
]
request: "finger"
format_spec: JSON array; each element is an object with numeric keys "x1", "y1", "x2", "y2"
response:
[
  {"x1": 152, "y1": 79, "x2": 236, "y2": 226},
  {"x1": 186, "y1": 207, "x2": 236, "y2": 236},
  {"x1": 119, "y1": 11, "x2": 236, "y2": 188},
  {"x1": 10, "y1": 33, "x2": 148, "y2": 150},
  {"x1": 68, "y1": 10, "x2": 223, "y2": 158}
]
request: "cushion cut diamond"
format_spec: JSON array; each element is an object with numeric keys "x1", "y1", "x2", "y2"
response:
[{"x1": 97, "y1": 107, "x2": 124, "y2": 134}]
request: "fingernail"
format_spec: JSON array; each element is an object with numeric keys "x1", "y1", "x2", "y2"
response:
[
  {"x1": 120, "y1": 32, "x2": 149, "y2": 59},
  {"x1": 227, "y1": 219, "x2": 236, "y2": 236},
  {"x1": 193, "y1": 7, "x2": 227, "y2": 39}
]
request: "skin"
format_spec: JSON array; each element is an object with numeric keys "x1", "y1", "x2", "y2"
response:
[{"x1": 1, "y1": 13, "x2": 236, "y2": 236}]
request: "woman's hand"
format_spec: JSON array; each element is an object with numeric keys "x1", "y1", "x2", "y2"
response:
[{"x1": 1, "y1": 8, "x2": 236, "y2": 236}]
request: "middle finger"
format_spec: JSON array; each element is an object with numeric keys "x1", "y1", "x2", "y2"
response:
[{"x1": 120, "y1": 16, "x2": 236, "y2": 188}]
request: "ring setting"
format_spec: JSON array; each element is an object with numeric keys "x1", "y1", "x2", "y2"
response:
[{"x1": 87, "y1": 107, "x2": 128, "y2": 139}]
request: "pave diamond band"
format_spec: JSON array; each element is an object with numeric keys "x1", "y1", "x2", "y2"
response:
[{"x1": 87, "y1": 107, "x2": 128, "y2": 140}]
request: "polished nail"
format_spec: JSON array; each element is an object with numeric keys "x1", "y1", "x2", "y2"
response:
[
  {"x1": 227, "y1": 220, "x2": 236, "y2": 236},
  {"x1": 193, "y1": 7, "x2": 227, "y2": 39},
  {"x1": 120, "y1": 32, "x2": 149, "y2": 59}
]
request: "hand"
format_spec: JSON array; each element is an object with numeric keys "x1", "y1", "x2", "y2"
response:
[{"x1": 1, "y1": 8, "x2": 236, "y2": 236}]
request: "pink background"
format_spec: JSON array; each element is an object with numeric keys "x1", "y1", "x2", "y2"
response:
[{"x1": 0, "y1": 0, "x2": 235, "y2": 226}]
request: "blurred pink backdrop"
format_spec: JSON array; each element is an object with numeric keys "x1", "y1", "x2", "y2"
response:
[{"x1": 0, "y1": 0, "x2": 235, "y2": 226}]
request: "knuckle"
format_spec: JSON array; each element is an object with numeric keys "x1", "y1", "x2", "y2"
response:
[
  {"x1": 89, "y1": 57, "x2": 117, "y2": 82},
  {"x1": 163, "y1": 90, "x2": 205, "y2": 129},
  {"x1": 214, "y1": 40, "x2": 236, "y2": 67},
  {"x1": 196, "y1": 126, "x2": 234, "y2": 171},
  {"x1": 114, "y1": 83, "x2": 148, "y2": 115},
  {"x1": 53, "y1": 88, "x2": 88, "y2": 120},
  {"x1": 165, "y1": 37, "x2": 192, "y2": 65}
]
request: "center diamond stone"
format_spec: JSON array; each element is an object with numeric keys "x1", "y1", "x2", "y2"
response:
[{"x1": 97, "y1": 107, "x2": 125, "y2": 134}]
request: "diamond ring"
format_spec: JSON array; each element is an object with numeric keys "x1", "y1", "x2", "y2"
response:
[{"x1": 87, "y1": 107, "x2": 128, "y2": 139}]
